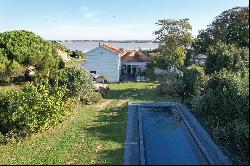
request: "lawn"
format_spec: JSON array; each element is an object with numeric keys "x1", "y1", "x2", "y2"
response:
[{"x1": 0, "y1": 82, "x2": 180, "y2": 165}]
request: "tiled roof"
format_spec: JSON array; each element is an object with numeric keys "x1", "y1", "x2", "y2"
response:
[
  {"x1": 121, "y1": 51, "x2": 150, "y2": 62},
  {"x1": 101, "y1": 44, "x2": 124, "y2": 55},
  {"x1": 99, "y1": 44, "x2": 150, "y2": 62}
]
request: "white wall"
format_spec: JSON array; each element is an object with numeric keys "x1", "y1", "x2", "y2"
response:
[{"x1": 83, "y1": 47, "x2": 121, "y2": 82}]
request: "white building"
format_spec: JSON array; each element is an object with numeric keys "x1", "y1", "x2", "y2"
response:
[
  {"x1": 83, "y1": 44, "x2": 150, "y2": 82},
  {"x1": 194, "y1": 54, "x2": 207, "y2": 65}
]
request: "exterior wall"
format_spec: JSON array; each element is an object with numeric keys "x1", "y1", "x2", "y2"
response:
[
  {"x1": 122, "y1": 62, "x2": 148, "y2": 71},
  {"x1": 195, "y1": 58, "x2": 206, "y2": 65},
  {"x1": 83, "y1": 47, "x2": 121, "y2": 82}
]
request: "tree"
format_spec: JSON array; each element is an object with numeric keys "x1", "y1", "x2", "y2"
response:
[
  {"x1": 0, "y1": 30, "x2": 66, "y2": 82},
  {"x1": 70, "y1": 50, "x2": 86, "y2": 59},
  {"x1": 205, "y1": 42, "x2": 249, "y2": 74},
  {"x1": 194, "y1": 6, "x2": 249, "y2": 54},
  {"x1": 154, "y1": 18, "x2": 194, "y2": 69}
]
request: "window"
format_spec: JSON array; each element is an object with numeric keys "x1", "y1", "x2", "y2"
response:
[{"x1": 90, "y1": 71, "x2": 96, "y2": 74}]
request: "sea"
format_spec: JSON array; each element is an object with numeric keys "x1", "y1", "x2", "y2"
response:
[{"x1": 60, "y1": 41, "x2": 159, "y2": 53}]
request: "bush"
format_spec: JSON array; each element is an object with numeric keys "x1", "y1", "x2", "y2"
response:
[
  {"x1": 0, "y1": 80, "x2": 70, "y2": 135},
  {"x1": 80, "y1": 92, "x2": 102, "y2": 105},
  {"x1": 47, "y1": 67, "x2": 97, "y2": 100},
  {"x1": 157, "y1": 72, "x2": 178, "y2": 96},
  {"x1": 175, "y1": 65, "x2": 207, "y2": 104},
  {"x1": 191, "y1": 69, "x2": 249, "y2": 164}
]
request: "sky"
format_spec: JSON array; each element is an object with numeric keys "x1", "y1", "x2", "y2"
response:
[{"x1": 0, "y1": 0, "x2": 249, "y2": 40}]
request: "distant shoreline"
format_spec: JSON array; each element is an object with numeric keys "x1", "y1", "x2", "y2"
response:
[{"x1": 51, "y1": 40, "x2": 159, "y2": 43}]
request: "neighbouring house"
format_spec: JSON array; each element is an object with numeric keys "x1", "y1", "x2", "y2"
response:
[
  {"x1": 57, "y1": 49, "x2": 70, "y2": 61},
  {"x1": 194, "y1": 54, "x2": 207, "y2": 65},
  {"x1": 83, "y1": 44, "x2": 150, "y2": 82}
]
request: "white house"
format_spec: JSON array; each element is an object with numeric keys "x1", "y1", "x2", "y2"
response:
[
  {"x1": 83, "y1": 44, "x2": 150, "y2": 82},
  {"x1": 194, "y1": 54, "x2": 207, "y2": 65}
]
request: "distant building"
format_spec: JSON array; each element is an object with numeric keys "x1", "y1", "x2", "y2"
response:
[
  {"x1": 194, "y1": 54, "x2": 207, "y2": 65},
  {"x1": 83, "y1": 44, "x2": 150, "y2": 82}
]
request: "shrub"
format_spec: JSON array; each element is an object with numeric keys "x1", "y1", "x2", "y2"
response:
[
  {"x1": 0, "y1": 79, "x2": 71, "y2": 136},
  {"x1": 80, "y1": 92, "x2": 102, "y2": 105},
  {"x1": 45, "y1": 67, "x2": 101, "y2": 104},
  {"x1": 157, "y1": 72, "x2": 178, "y2": 96},
  {"x1": 191, "y1": 69, "x2": 249, "y2": 164},
  {"x1": 175, "y1": 65, "x2": 207, "y2": 104}
]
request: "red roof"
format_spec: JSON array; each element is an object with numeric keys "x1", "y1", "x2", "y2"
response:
[
  {"x1": 121, "y1": 51, "x2": 150, "y2": 62},
  {"x1": 100, "y1": 44, "x2": 150, "y2": 62},
  {"x1": 101, "y1": 44, "x2": 124, "y2": 55}
]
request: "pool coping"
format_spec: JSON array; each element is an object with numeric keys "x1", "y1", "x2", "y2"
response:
[{"x1": 123, "y1": 102, "x2": 231, "y2": 165}]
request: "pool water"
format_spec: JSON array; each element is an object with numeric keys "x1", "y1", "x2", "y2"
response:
[{"x1": 140, "y1": 106, "x2": 209, "y2": 165}]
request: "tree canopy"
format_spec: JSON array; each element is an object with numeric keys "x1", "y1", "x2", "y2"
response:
[
  {"x1": 205, "y1": 42, "x2": 249, "y2": 74},
  {"x1": 0, "y1": 30, "x2": 66, "y2": 82},
  {"x1": 154, "y1": 18, "x2": 194, "y2": 69},
  {"x1": 194, "y1": 6, "x2": 249, "y2": 54}
]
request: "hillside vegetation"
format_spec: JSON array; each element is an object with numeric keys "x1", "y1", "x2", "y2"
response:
[{"x1": 0, "y1": 30, "x2": 66, "y2": 83}]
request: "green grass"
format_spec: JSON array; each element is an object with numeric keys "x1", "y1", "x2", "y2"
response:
[
  {"x1": 0, "y1": 82, "x2": 180, "y2": 165},
  {"x1": 104, "y1": 82, "x2": 181, "y2": 103}
]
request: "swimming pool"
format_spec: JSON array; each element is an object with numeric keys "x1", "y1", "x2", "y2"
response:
[{"x1": 124, "y1": 102, "x2": 230, "y2": 165}]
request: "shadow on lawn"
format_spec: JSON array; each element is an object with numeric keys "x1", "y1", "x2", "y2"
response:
[{"x1": 83, "y1": 104, "x2": 128, "y2": 165}]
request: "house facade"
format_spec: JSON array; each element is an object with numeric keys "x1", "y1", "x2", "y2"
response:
[
  {"x1": 194, "y1": 54, "x2": 207, "y2": 65},
  {"x1": 83, "y1": 44, "x2": 150, "y2": 82}
]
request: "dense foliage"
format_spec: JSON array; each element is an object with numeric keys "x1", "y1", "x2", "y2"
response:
[
  {"x1": 47, "y1": 67, "x2": 101, "y2": 104},
  {"x1": 154, "y1": 19, "x2": 194, "y2": 69},
  {"x1": 157, "y1": 72, "x2": 178, "y2": 97},
  {"x1": 0, "y1": 67, "x2": 101, "y2": 140},
  {"x1": 0, "y1": 80, "x2": 70, "y2": 138},
  {"x1": 194, "y1": 6, "x2": 249, "y2": 54},
  {"x1": 191, "y1": 70, "x2": 249, "y2": 164},
  {"x1": 175, "y1": 65, "x2": 207, "y2": 104},
  {"x1": 70, "y1": 50, "x2": 86, "y2": 59},
  {"x1": 153, "y1": 6, "x2": 249, "y2": 164},
  {"x1": 205, "y1": 42, "x2": 249, "y2": 74},
  {"x1": 0, "y1": 30, "x2": 66, "y2": 83}
]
